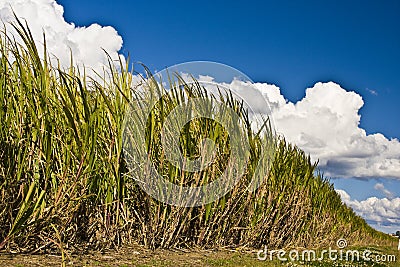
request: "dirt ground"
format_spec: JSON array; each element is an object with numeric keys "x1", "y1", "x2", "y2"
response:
[
  {"x1": 0, "y1": 245, "x2": 267, "y2": 267},
  {"x1": 1, "y1": 244, "x2": 399, "y2": 267}
]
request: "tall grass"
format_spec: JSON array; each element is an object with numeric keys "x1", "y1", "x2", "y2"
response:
[{"x1": 0, "y1": 19, "x2": 395, "y2": 253}]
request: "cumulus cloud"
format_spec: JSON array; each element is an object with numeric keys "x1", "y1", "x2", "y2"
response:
[
  {"x1": 207, "y1": 79, "x2": 400, "y2": 179},
  {"x1": 268, "y1": 82, "x2": 400, "y2": 179},
  {"x1": 0, "y1": 0, "x2": 124, "y2": 75},
  {"x1": 179, "y1": 75, "x2": 400, "y2": 180},
  {"x1": 336, "y1": 189, "x2": 400, "y2": 232}
]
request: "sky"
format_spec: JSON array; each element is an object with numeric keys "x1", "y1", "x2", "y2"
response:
[{"x1": 0, "y1": 0, "x2": 399, "y2": 233}]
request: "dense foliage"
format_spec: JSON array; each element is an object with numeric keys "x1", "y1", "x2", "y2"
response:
[{"x1": 0, "y1": 19, "x2": 395, "y2": 253}]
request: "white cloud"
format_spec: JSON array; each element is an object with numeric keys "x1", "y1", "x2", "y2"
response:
[
  {"x1": 215, "y1": 80, "x2": 400, "y2": 179},
  {"x1": 336, "y1": 189, "x2": 400, "y2": 232},
  {"x1": 269, "y1": 82, "x2": 400, "y2": 179},
  {"x1": 374, "y1": 183, "x2": 394, "y2": 199},
  {"x1": 0, "y1": 0, "x2": 124, "y2": 76},
  {"x1": 181, "y1": 76, "x2": 400, "y2": 180}
]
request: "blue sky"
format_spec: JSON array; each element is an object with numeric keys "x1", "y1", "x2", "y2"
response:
[
  {"x1": 58, "y1": 0, "x2": 400, "y2": 139},
  {"x1": 2, "y1": 0, "x2": 399, "y2": 233}
]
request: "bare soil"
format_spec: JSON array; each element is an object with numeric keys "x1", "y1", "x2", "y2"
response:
[
  {"x1": 0, "y1": 245, "x2": 263, "y2": 267},
  {"x1": 1, "y1": 245, "x2": 399, "y2": 267}
]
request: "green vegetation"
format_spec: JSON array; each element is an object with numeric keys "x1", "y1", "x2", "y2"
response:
[{"x1": 0, "y1": 17, "x2": 396, "y2": 258}]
